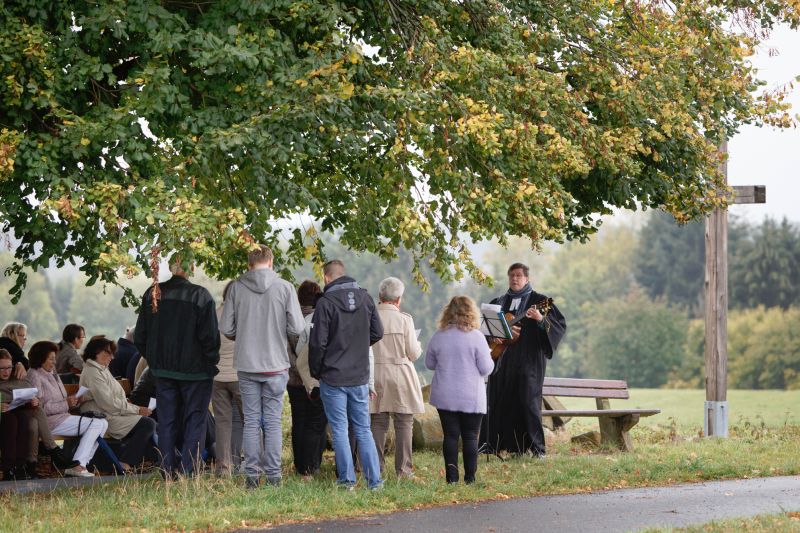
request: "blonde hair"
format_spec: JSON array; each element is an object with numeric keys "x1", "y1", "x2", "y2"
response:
[
  {"x1": 0, "y1": 322, "x2": 27, "y2": 346},
  {"x1": 437, "y1": 296, "x2": 480, "y2": 332}
]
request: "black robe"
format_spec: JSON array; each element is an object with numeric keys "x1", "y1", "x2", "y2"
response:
[{"x1": 482, "y1": 289, "x2": 566, "y2": 455}]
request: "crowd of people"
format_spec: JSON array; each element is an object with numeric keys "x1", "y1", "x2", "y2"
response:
[{"x1": 0, "y1": 247, "x2": 566, "y2": 489}]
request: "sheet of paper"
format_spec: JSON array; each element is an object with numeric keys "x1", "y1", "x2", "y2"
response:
[
  {"x1": 75, "y1": 385, "x2": 90, "y2": 398},
  {"x1": 415, "y1": 329, "x2": 422, "y2": 339},
  {"x1": 8, "y1": 387, "x2": 38, "y2": 410},
  {"x1": 148, "y1": 397, "x2": 157, "y2": 410}
]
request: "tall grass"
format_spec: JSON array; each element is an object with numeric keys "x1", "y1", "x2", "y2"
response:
[{"x1": 2, "y1": 422, "x2": 799, "y2": 533}]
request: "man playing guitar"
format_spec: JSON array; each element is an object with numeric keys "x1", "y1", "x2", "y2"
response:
[{"x1": 481, "y1": 262, "x2": 566, "y2": 458}]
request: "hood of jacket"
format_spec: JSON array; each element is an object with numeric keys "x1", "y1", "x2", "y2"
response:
[
  {"x1": 323, "y1": 276, "x2": 370, "y2": 313},
  {"x1": 239, "y1": 267, "x2": 278, "y2": 294}
]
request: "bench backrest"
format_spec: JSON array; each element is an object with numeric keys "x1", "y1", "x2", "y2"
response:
[
  {"x1": 64, "y1": 383, "x2": 80, "y2": 396},
  {"x1": 542, "y1": 377, "x2": 629, "y2": 399}
]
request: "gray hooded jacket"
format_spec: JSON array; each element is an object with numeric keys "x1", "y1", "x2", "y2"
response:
[{"x1": 219, "y1": 268, "x2": 305, "y2": 373}]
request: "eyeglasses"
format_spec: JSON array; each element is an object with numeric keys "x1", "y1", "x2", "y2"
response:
[{"x1": 0, "y1": 366, "x2": 13, "y2": 371}]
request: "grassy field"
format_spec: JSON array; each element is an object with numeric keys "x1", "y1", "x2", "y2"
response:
[
  {"x1": 559, "y1": 388, "x2": 800, "y2": 431},
  {"x1": 646, "y1": 512, "x2": 800, "y2": 532},
  {"x1": 1, "y1": 389, "x2": 798, "y2": 533}
]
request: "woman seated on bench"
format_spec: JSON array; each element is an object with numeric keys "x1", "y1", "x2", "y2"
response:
[
  {"x1": 79, "y1": 336, "x2": 158, "y2": 471},
  {"x1": 27, "y1": 341, "x2": 108, "y2": 478},
  {"x1": 0, "y1": 349, "x2": 36, "y2": 480},
  {"x1": 0, "y1": 348, "x2": 78, "y2": 479}
]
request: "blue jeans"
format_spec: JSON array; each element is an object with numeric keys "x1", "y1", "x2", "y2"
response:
[
  {"x1": 156, "y1": 378, "x2": 213, "y2": 475},
  {"x1": 319, "y1": 381, "x2": 383, "y2": 489},
  {"x1": 238, "y1": 371, "x2": 288, "y2": 481}
]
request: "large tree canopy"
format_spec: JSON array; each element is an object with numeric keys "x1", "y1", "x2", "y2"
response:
[{"x1": 1, "y1": 0, "x2": 797, "y2": 302}]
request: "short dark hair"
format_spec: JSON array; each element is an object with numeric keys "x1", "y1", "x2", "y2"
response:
[
  {"x1": 28, "y1": 341, "x2": 60, "y2": 369},
  {"x1": 507, "y1": 263, "x2": 529, "y2": 277},
  {"x1": 297, "y1": 280, "x2": 322, "y2": 307},
  {"x1": 83, "y1": 335, "x2": 117, "y2": 362},
  {"x1": 248, "y1": 245, "x2": 274, "y2": 266},
  {"x1": 323, "y1": 259, "x2": 345, "y2": 279},
  {"x1": 0, "y1": 349, "x2": 11, "y2": 361},
  {"x1": 62, "y1": 324, "x2": 85, "y2": 344}
]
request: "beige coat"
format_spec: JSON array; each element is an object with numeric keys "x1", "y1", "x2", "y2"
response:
[
  {"x1": 79, "y1": 359, "x2": 142, "y2": 439},
  {"x1": 369, "y1": 303, "x2": 424, "y2": 414},
  {"x1": 214, "y1": 305, "x2": 238, "y2": 382}
]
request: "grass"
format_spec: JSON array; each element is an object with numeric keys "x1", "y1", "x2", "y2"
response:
[
  {"x1": 560, "y1": 388, "x2": 800, "y2": 431},
  {"x1": 645, "y1": 512, "x2": 800, "y2": 532},
  {"x1": 2, "y1": 423, "x2": 799, "y2": 533}
]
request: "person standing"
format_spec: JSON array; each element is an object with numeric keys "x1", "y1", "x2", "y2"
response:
[
  {"x1": 287, "y1": 280, "x2": 327, "y2": 478},
  {"x1": 212, "y1": 282, "x2": 243, "y2": 476},
  {"x1": 219, "y1": 245, "x2": 305, "y2": 489},
  {"x1": 55, "y1": 324, "x2": 86, "y2": 374},
  {"x1": 425, "y1": 296, "x2": 494, "y2": 484},
  {"x1": 309, "y1": 259, "x2": 384, "y2": 490},
  {"x1": 369, "y1": 277, "x2": 424, "y2": 478},
  {"x1": 135, "y1": 260, "x2": 220, "y2": 477},
  {"x1": 483, "y1": 263, "x2": 566, "y2": 458}
]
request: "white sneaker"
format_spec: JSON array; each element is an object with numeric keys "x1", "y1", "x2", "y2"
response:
[{"x1": 64, "y1": 467, "x2": 94, "y2": 478}]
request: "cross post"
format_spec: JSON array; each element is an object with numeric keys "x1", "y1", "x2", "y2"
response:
[{"x1": 703, "y1": 140, "x2": 766, "y2": 438}]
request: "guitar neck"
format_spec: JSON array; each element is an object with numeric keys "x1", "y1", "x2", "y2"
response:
[{"x1": 506, "y1": 299, "x2": 552, "y2": 327}]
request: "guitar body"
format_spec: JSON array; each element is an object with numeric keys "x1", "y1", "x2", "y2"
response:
[
  {"x1": 487, "y1": 298, "x2": 554, "y2": 361},
  {"x1": 489, "y1": 312, "x2": 517, "y2": 361}
]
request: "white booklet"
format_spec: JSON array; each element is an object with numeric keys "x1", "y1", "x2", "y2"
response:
[
  {"x1": 148, "y1": 397, "x2": 157, "y2": 410},
  {"x1": 9, "y1": 387, "x2": 38, "y2": 410},
  {"x1": 75, "y1": 385, "x2": 90, "y2": 398},
  {"x1": 479, "y1": 303, "x2": 512, "y2": 339}
]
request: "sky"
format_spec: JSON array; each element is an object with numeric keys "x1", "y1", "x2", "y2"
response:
[{"x1": 728, "y1": 25, "x2": 800, "y2": 223}]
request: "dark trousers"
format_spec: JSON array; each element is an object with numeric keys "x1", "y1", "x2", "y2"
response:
[
  {"x1": 156, "y1": 377, "x2": 213, "y2": 474},
  {"x1": 287, "y1": 385, "x2": 328, "y2": 475},
  {"x1": 0, "y1": 409, "x2": 31, "y2": 471},
  {"x1": 437, "y1": 409, "x2": 484, "y2": 484},
  {"x1": 118, "y1": 416, "x2": 159, "y2": 467}
]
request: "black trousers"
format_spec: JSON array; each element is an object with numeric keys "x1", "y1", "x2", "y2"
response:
[
  {"x1": 437, "y1": 409, "x2": 484, "y2": 484},
  {"x1": 0, "y1": 409, "x2": 31, "y2": 471},
  {"x1": 287, "y1": 385, "x2": 328, "y2": 475},
  {"x1": 156, "y1": 377, "x2": 213, "y2": 474},
  {"x1": 118, "y1": 416, "x2": 159, "y2": 467}
]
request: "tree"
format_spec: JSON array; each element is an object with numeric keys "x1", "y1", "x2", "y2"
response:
[
  {"x1": 1, "y1": 1, "x2": 797, "y2": 302},
  {"x1": 0, "y1": 253, "x2": 59, "y2": 341},
  {"x1": 540, "y1": 223, "x2": 639, "y2": 377},
  {"x1": 633, "y1": 212, "x2": 706, "y2": 317},
  {"x1": 729, "y1": 217, "x2": 800, "y2": 310},
  {"x1": 584, "y1": 289, "x2": 688, "y2": 388}
]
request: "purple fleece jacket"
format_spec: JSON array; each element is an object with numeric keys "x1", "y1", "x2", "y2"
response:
[{"x1": 424, "y1": 327, "x2": 494, "y2": 414}]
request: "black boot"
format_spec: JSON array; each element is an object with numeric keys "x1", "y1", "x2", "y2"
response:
[
  {"x1": 25, "y1": 462, "x2": 40, "y2": 479},
  {"x1": 45, "y1": 446, "x2": 80, "y2": 470}
]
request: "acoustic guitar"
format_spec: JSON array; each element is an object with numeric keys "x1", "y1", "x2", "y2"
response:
[{"x1": 488, "y1": 297, "x2": 554, "y2": 361}]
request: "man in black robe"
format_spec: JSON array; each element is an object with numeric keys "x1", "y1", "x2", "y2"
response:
[{"x1": 483, "y1": 262, "x2": 566, "y2": 457}]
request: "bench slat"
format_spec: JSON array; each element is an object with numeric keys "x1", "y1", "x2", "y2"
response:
[
  {"x1": 543, "y1": 409, "x2": 660, "y2": 417},
  {"x1": 542, "y1": 386, "x2": 630, "y2": 399},
  {"x1": 543, "y1": 377, "x2": 628, "y2": 390}
]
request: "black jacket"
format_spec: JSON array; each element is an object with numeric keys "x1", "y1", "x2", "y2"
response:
[
  {"x1": 0, "y1": 337, "x2": 28, "y2": 370},
  {"x1": 309, "y1": 276, "x2": 383, "y2": 387},
  {"x1": 109, "y1": 337, "x2": 140, "y2": 383},
  {"x1": 134, "y1": 276, "x2": 220, "y2": 380}
]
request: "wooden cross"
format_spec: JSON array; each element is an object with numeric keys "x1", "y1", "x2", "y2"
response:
[{"x1": 704, "y1": 140, "x2": 766, "y2": 437}]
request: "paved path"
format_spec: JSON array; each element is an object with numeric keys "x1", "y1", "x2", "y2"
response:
[
  {"x1": 0, "y1": 473, "x2": 148, "y2": 494},
  {"x1": 250, "y1": 476, "x2": 800, "y2": 533}
]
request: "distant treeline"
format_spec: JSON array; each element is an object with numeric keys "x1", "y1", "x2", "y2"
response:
[{"x1": 2, "y1": 213, "x2": 799, "y2": 389}]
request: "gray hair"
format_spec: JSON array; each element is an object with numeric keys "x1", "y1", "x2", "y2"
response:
[
  {"x1": 0, "y1": 322, "x2": 26, "y2": 342},
  {"x1": 378, "y1": 277, "x2": 405, "y2": 302}
]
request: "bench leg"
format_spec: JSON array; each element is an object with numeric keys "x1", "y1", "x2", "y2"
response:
[{"x1": 599, "y1": 414, "x2": 640, "y2": 451}]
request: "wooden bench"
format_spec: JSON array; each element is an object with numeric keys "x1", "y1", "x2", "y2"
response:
[{"x1": 541, "y1": 377, "x2": 660, "y2": 451}]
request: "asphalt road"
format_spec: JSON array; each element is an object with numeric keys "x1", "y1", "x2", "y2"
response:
[{"x1": 247, "y1": 475, "x2": 800, "y2": 533}]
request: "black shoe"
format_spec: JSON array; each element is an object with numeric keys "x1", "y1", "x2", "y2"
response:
[
  {"x1": 46, "y1": 447, "x2": 80, "y2": 470},
  {"x1": 25, "y1": 462, "x2": 40, "y2": 479},
  {"x1": 3, "y1": 466, "x2": 31, "y2": 481}
]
